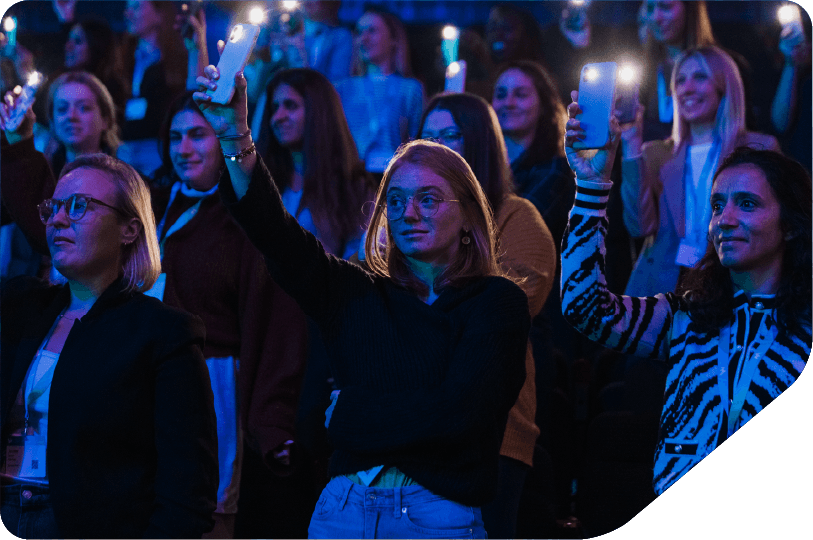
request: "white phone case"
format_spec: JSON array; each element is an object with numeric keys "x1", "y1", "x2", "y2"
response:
[
  {"x1": 574, "y1": 62, "x2": 617, "y2": 150},
  {"x1": 207, "y1": 24, "x2": 261, "y2": 105}
]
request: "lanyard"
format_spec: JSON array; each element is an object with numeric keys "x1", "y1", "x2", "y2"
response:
[
  {"x1": 656, "y1": 66, "x2": 673, "y2": 123},
  {"x1": 155, "y1": 182, "x2": 217, "y2": 259},
  {"x1": 716, "y1": 310, "x2": 778, "y2": 438},
  {"x1": 684, "y1": 137, "x2": 720, "y2": 240},
  {"x1": 23, "y1": 313, "x2": 63, "y2": 431}
]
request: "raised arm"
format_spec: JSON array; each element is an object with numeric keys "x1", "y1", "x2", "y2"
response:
[
  {"x1": 562, "y1": 91, "x2": 675, "y2": 359},
  {"x1": 0, "y1": 99, "x2": 54, "y2": 255},
  {"x1": 192, "y1": 63, "x2": 369, "y2": 323},
  {"x1": 619, "y1": 104, "x2": 660, "y2": 238},
  {"x1": 771, "y1": 25, "x2": 810, "y2": 134}
]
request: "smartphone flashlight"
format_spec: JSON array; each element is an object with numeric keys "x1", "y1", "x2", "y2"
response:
[
  {"x1": 281, "y1": 1, "x2": 300, "y2": 11},
  {"x1": 229, "y1": 24, "x2": 245, "y2": 43},
  {"x1": 441, "y1": 25, "x2": 460, "y2": 67},
  {"x1": 3, "y1": 16, "x2": 16, "y2": 49},
  {"x1": 618, "y1": 64, "x2": 637, "y2": 84},
  {"x1": 584, "y1": 67, "x2": 599, "y2": 82},
  {"x1": 249, "y1": 6, "x2": 267, "y2": 25},
  {"x1": 778, "y1": 4, "x2": 801, "y2": 25},
  {"x1": 27, "y1": 71, "x2": 42, "y2": 87}
]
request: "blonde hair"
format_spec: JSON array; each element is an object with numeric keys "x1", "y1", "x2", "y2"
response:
[
  {"x1": 47, "y1": 70, "x2": 121, "y2": 154},
  {"x1": 671, "y1": 46, "x2": 746, "y2": 158},
  {"x1": 364, "y1": 140, "x2": 503, "y2": 297},
  {"x1": 60, "y1": 154, "x2": 160, "y2": 293}
]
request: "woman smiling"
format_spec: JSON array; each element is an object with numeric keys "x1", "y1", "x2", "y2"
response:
[
  {"x1": 563, "y1": 94, "x2": 811, "y2": 495},
  {"x1": 620, "y1": 46, "x2": 779, "y2": 298}
]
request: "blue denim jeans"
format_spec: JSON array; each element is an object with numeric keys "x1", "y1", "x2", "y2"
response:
[
  {"x1": 1, "y1": 484, "x2": 60, "y2": 538},
  {"x1": 307, "y1": 476, "x2": 487, "y2": 539}
]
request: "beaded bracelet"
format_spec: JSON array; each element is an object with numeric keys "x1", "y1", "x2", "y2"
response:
[
  {"x1": 217, "y1": 128, "x2": 251, "y2": 141},
  {"x1": 223, "y1": 142, "x2": 256, "y2": 163}
]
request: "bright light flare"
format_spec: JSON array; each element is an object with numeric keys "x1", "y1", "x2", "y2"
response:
[
  {"x1": 584, "y1": 67, "x2": 599, "y2": 82},
  {"x1": 248, "y1": 6, "x2": 267, "y2": 25},
  {"x1": 618, "y1": 65, "x2": 637, "y2": 84},
  {"x1": 26, "y1": 71, "x2": 42, "y2": 87},
  {"x1": 447, "y1": 61, "x2": 461, "y2": 76},
  {"x1": 778, "y1": 5, "x2": 801, "y2": 24},
  {"x1": 3, "y1": 17, "x2": 15, "y2": 32},
  {"x1": 281, "y1": 1, "x2": 300, "y2": 11},
  {"x1": 229, "y1": 25, "x2": 245, "y2": 43},
  {"x1": 571, "y1": 0, "x2": 587, "y2": 6},
  {"x1": 442, "y1": 25, "x2": 459, "y2": 41}
]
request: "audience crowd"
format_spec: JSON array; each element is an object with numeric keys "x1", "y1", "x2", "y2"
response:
[{"x1": 1, "y1": 1, "x2": 810, "y2": 538}]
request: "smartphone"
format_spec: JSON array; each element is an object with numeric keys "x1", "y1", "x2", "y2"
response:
[
  {"x1": 4, "y1": 71, "x2": 44, "y2": 131},
  {"x1": 574, "y1": 62, "x2": 617, "y2": 149},
  {"x1": 615, "y1": 84, "x2": 638, "y2": 124},
  {"x1": 207, "y1": 24, "x2": 261, "y2": 105},
  {"x1": 2, "y1": 16, "x2": 17, "y2": 56},
  {"x1": 444, "y1": 60, "x2": 467, "y2": 93}
]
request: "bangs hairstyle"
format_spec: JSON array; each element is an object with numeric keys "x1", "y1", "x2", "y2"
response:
[
  {"x1": 419, "y1": 92, "x2": 513, "y2": 215},
  {"x1": 60, "y1": 154, "x2": 161, "y2": 293},
  {"x1": 364, "y1": 140, "x2": 503, "y2": 297},
  {"x1": 353, "y1": 5, "x2": 412, "y2": 77},
  {"x1": 671, "y1": 46, "x2": 745, "y2": 158},
  {"x1": 494, "y1": 60, "x2": 567, "y2": 167},
  {"x1": 680, "y1": 147, "x2": 812, "y2": 338},
  {"x1": 257, "y1": 68, "x2": 371, "y2": 256},
  {"x1": 47, "y1": 70, "x2": 121, "y2": 154}
]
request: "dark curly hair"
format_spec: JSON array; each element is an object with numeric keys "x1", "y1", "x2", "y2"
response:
[{"x1": 680, "y1": 147, "x2": 812, "y2": 339}]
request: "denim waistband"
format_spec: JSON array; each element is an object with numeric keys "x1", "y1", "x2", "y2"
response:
[
  {"x1": 326, "y1": 475, "x2": 469, "y2": 518},
  {"x1": 1, "y1": 483, "x2": 52, "y2": 507}
]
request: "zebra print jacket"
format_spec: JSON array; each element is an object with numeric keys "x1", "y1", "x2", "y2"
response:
[{"x1": 562, "y1": 178, "x2": 810, "y2": 495}]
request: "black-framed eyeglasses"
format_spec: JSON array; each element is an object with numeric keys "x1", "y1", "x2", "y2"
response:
[
  {"x1": 38, "y1": 194, "x2": 125, "y2": 224},
  {"x1": 383, "y1": 193, "x2": 460, "y2": 221}
]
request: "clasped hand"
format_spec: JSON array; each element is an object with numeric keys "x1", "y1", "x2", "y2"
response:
[
  {"x1": 191, "y1": 41, "x2": 250, "y2": 140},
  {"x1": 564, "y1": 89, "x2": 627, "y2": 183}
]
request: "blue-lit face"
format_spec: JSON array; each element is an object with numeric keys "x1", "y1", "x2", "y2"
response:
[
  {"x1": 386, "y1": 163, "x2": 466, "y2": 268},
  {"x1": 420, "y1": 110, "x2": 464, "y2": 156},
  {"x1": 710, "y1": 164, "x2": 784, "y2": 278}
]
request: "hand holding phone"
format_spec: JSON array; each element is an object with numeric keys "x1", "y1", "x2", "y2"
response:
[
  {"x1": 572, "y1": 62, "x2": 616, "y2": 150},
  {"x1": 206, "y1": 24, "x2": 260, "y2": 105},
  {"x1": 565, "y1": 89, "x2": 620, "y2": 183},
  {"x1": 1, "y1": 71, "x2": 43, "y2": 133}
]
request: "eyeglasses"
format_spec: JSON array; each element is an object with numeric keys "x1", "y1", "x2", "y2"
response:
[
  {"x1": 383, "y1": 193, "x2": 460, "y2": 221},
  {"x1": 421, "y1": 130, "x2": 464, "y2": 147},
  {"x1": 38, "y1": 193, "x2": 124, "y2": 224}
]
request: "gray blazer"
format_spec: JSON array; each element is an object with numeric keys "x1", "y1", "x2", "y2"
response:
[{"x1": 621, "y1": 132, "x2": 780, "y2": 297}]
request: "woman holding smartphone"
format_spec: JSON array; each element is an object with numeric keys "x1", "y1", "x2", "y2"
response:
[
  {"x1": 193, "y1": 63, "x2": 529, "y2": 538},
  {"x1": 620, "y1": 46, "x2": 778, "y2": 298},
  {"x1": 564, "y1": 92, "x2": 811, "y2": 495}
]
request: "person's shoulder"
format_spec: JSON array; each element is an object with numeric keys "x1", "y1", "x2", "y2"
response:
[
  {"x1": 127, "y1": 292, "x2": 206, "y2": 341},
  {"x1": 498, "y1": 194, "x2": 545, "y2": 226}
]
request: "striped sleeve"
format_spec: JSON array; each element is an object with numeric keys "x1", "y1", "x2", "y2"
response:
[{"x1": 561, "y1": 178, "x2": 675, "y2": 359}]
